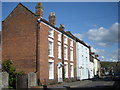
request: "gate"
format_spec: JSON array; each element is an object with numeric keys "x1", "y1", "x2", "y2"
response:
[{"x1": 16, "y1": 74, "x2": 28, "y2": 88}]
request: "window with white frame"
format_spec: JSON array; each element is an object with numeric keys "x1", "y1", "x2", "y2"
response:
[
  {"x1": 64, "y1": 62, "x2": 68, "y2": 78},
  {"x1": 49, "y1": 60, "x2": 54, "y2": 79},
  {"x1": 48, "y1": 39, "x2": 54, "y2": 57},
  {"x1": 64, "y1": 45, "x2": 68, "y2": 60},
  {"x1": 58, "y1": 42, "x2": 61, "y2": 59},
  {"x1": 49, "y1": 28, "x2": 54, "y2": 38},
  {"x1": 58, "y1": 32, "x2": 61, "y2": 41},
  {"x1": 70, "y1": 64, "x2": 74, "y2": 77},
  {"x1": 82, "y1": 68, "x2": 84, "y2": 76},
  {"x1": 70, "y1": 47, "x2": 73, "y2": 61},
  {"x1": 86, "y1": 48, "x2": 87, "y2": 54},
  {"x1": 82, "y1": 55, "x2": 84, "y2": 61},
  {"x1": 70, "y1": 39, "x2": 73, "y2": 47},
  {"x1": 64, "y1": 36, "x2": 67, "y2": 44},
  {"x1": 81, "y1": 46, "x2": 83, "y2": 52},
  {"x1": 86, "y1": 57, "x2": 88, "y2": 62}
]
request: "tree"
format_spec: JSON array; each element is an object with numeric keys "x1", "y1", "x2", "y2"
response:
[{"x1": 2, "y1": 60, "x2": 24, "y2": 88}]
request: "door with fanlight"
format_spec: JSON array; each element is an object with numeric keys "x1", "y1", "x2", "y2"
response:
[{"x1": 57, "y1": 62, "x2": 63, "y2": 82}]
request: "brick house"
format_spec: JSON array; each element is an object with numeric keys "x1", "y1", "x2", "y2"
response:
[{"x1": 2, "y1": 3, "x2": 76, "y2": 85}]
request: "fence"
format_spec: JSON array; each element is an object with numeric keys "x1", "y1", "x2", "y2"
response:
[
  {"x1": 0, "y1": 72, "x2": 37, "y2": 89},
  {"x1": 16, "y1": 72, "x2": 37, "y2": 88}
]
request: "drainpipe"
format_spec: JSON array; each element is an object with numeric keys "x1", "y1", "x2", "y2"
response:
[
  {"x1": 36, "y1": 19, "x2": 41, "y2": 85},
  {"x1": 36, "y1": 19, "x2": 39, "y2": 73}
]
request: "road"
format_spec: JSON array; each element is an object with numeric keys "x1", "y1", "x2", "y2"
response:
[{"x1": 47, "y1": 77, "x2": 115, "y2": 89}]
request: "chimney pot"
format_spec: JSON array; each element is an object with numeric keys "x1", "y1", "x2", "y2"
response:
[
  {"x1": 35, "y1": 2, "x2": 43, "y2": 18},
  {"x1": 49, "y1": 12, "x2": 56, "y2": 25},
  {"x1": 59, "y1": 24, "x2": 65, "y2": 31}
]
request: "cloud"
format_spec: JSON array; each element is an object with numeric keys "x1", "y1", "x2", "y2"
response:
[
  {"x1": 74, "y1": 23, "x2": 119, "y2": 47},
  {"x1": 73, "y1": 22, "x2": 119, "y2": 62},
  {"x1": 86, "y1": 23, "x2": 119, "y2": 47}
]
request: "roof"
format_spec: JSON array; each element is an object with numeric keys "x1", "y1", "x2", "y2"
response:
[{"x1": 40, "y1": 18, "x2": 76, "y2": 41}]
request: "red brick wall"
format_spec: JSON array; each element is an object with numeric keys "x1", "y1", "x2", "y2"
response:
[
  {"x1": 2, "y1": 4, "x2": 37, "y2": 73},
  {"x1": 38, "y1": 23, "x2": 49, "y2": 84}
]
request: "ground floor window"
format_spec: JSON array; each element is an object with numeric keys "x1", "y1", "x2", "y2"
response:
[
  {"x1": 70, "y1": 63, "x2": 74, "y2": 78},
  {"x1": 49, "y1": 60, "x2": 54, "y2": 79},
  {"x1": 64, "y1": 62, "x2": 68, "y2": 78}
]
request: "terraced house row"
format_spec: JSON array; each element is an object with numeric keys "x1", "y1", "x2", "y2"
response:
[{"x1": 2, "y1": 3, "x2": 101, "y2": 85}]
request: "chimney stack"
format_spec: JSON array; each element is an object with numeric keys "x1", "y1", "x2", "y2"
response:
[
  {"x1": 49, "y1": 12, "x2": 56, "y2": 25},
  {"x1": 35, "y1": 3, "x2": 43, "y2": 18},
  {"x1": 59, "y1": 24, "x2": 65, "y2": 31}
]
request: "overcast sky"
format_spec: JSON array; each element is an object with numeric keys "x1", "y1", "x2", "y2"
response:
[{"x1": 1, "y1": 1, "x2": 119, "y2": 62}]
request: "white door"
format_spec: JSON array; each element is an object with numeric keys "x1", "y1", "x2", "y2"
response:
[{"x1": 57, "y1": 63, "x2": 63, "y2": 82}]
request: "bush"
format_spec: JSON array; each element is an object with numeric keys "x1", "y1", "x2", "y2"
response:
[{"x1": 2, "y1": 60, "x2": 24, "y2": 88}]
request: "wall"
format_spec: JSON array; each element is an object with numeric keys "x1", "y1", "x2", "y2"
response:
[
  {"x1": 0, "y1": 72, "x2": 9, "y2": 89},
  {"x1": 38, "y1": 21, "x2": 76, "y2": 84},
  {"x1": 2, "y1": 4, "x2": 37, "y2": 73},
  {"x1": 76, "y1": 42, "x2": 90, "y2": 80},
  {"x1": 89, "y1": 61, "x2": 94, "y2": 78},
  {"x1": 93, "y1": 58, "x2": 98, "y2": 76}
]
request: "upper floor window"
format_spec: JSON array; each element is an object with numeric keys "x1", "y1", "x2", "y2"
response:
[
  {"x1": 58, "y1": 42, "x2": 61, "y2": 59},
  {"x1": 81, "y1": 46, "x2": 83, "y2": 52},
  {"x1": 86, "y1": 57, "x2": 88, "y2": 62},
  {"x1": 82, "y1": 55, "x2": 84, "y2": 61},
  {"x1": 70, "y1": 39, "x2": 73, "y2": 47},
  {"x1": 64, "y1": 45, "x2": 68, "y2": 60},
  {"x1": 64, "y1": 36, "x2": 67, "y2": 44},
  {"x1": 48, "y1": 39, "x2": 54, "y2": 57},
  {"x1": 86, "y1": 48, "x2": 88, "y2": 54},
  {"x1": 49, "y1": 28, "x2": 54, "y2": 38},
  {"x1": 70, "y1": 47, "x2": 73, "y2": 61},
  {"x1": 58, "y1": 32, "x2": 61, "y2": 41}
]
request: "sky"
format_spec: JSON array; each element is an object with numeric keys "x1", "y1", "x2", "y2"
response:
[{"x1": 1, "y1": 1, "x2": 119, "y2": 62}]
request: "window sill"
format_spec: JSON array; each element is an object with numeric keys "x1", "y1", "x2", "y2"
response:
[
  {"x1": 70, "y1": 45, "x2": 73, "y2": 47},
  {"x1": 70, "y1": 76, "x2": 74, "y2": 78},
  {"x1": 49, "y1": 78, "x2": 54, "y2": 80},
  {"x1": 48, "y1": 36, "x2": 54, "y2": 39},
  {"x1": 64, "y1": 58, "x2": 68, "y2": 60},
  {"x1": 58, "y1": 57, "x2": 62, "y2": 59},
  {"x1": 58, "y1": 40, "x2": 61, "y2": 42},
  {"x1": 65, "y1": 76, "x2": 69, "y2": 78},
  {"x1": 48, "y1": 55, "x2": 54, "y2": 58}
]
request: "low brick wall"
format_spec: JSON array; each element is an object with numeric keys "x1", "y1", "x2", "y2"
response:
[{"x1": 0, "y1": 72, "x2": 9, "y2": 89}]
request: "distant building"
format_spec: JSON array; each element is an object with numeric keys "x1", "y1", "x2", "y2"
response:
[
  {"x1": 91, "y1": 52, "x2": 101, "y2": 77},
  {"x1": 89, "y1": 51, "x2": 94, "y2": 78}
]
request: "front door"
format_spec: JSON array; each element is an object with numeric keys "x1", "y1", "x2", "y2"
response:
[{"x1": 57, "y1": 62, "x2": 63, "y2": 82}]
